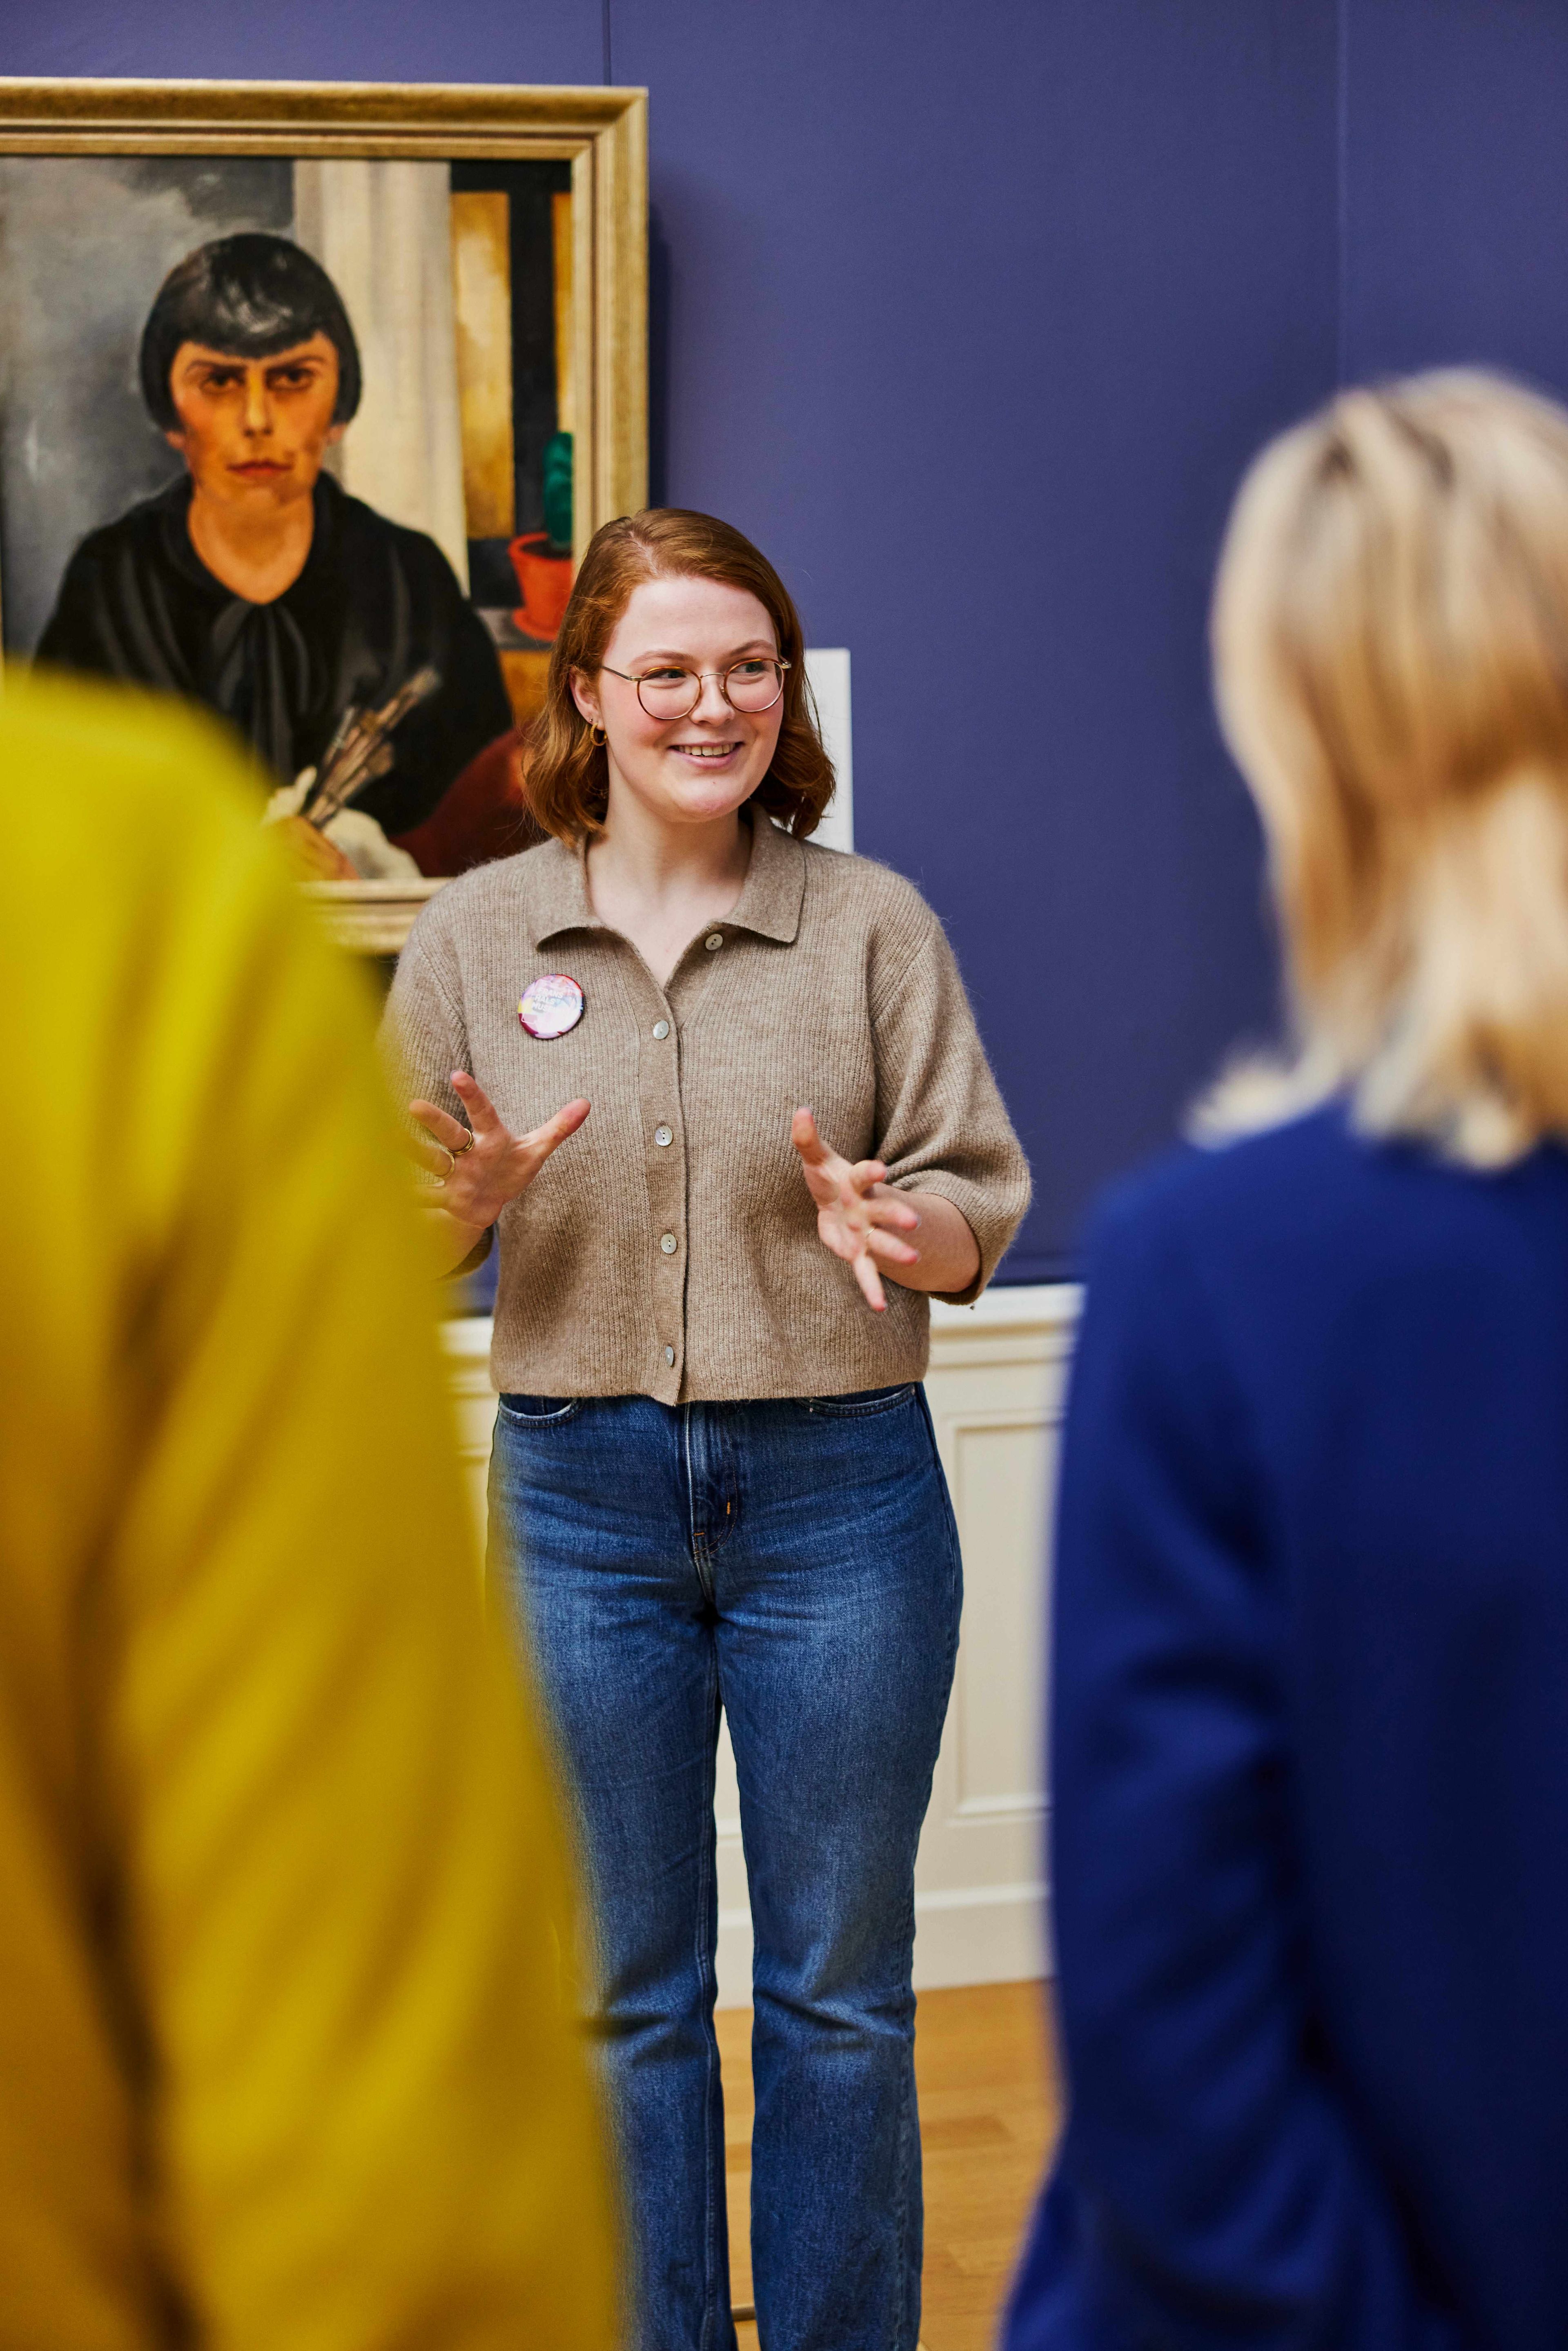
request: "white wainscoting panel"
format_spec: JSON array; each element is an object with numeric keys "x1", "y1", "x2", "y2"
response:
[
  {"x1": 443, "y1": 1280, "x2": 1078, "y2": 2007},
  {"x1": 444, "y1": 1322, "x2": 507, "y2": 1533}
]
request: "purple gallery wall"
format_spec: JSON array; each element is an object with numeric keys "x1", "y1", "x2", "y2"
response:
[
  {"x1": 1343, "y1": 0, "x2": 1568, "y2": 393},
  {"x1": 0, "y1": 0, "x2": 1346, "y2": 1278}
]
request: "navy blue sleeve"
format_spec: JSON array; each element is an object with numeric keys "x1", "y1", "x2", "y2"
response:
[{"x1": 1005, "y1": 1174, "x2": 1465, "y2": 2351}]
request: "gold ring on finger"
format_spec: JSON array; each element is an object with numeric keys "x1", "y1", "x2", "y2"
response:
[{"x1": 451, "y1": 1127, "x2": 476, "y2": 1155}]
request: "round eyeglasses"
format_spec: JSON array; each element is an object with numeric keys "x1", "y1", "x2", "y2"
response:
[{"x1": 600, "y1": 655, "x2": 790, "y2": 721}]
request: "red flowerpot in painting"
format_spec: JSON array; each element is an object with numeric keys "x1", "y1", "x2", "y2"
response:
[{"x1": 509, "y1": 533, "x2": 573, "y2": 642}]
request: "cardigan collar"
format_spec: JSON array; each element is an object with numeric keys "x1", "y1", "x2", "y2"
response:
[{"x1": 527, "y1": 805, "x2": 807, "y2": 952}]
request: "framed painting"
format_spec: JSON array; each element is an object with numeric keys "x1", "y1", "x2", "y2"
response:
[{"x1": 0, "y1": 78, "x2": 647, "y2": 949}]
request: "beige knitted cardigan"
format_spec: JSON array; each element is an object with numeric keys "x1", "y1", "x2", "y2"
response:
[{"x1": 385, "y1": 814, "x2": 1031, "y2": 1404}]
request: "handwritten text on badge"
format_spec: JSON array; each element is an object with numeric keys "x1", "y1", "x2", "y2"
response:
[{"x1": 519, "y1": 973, "x2": 585, "y2": 1039}]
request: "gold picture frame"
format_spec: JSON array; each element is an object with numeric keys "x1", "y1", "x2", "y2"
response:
[{"x1": 0, "y1": 77, "x2": 648, "y2": 950}]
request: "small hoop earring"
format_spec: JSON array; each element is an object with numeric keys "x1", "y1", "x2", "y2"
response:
[{"x1": 590, "y1": 724, "x2": 607, "y2": 747}]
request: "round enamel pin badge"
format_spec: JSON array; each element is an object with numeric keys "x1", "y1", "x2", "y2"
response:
[{"x1": 519, "y1": 972, "x2": 585, "y2": 1039}]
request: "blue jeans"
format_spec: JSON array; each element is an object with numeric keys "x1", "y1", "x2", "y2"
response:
[{"x1": 489, "y1": 1385, "x2": 962, "y2": 2351}]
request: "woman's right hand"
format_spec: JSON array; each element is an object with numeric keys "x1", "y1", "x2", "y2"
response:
[{"x1": 409, "y1": 1071, "x2": 590, "y2": 1235}]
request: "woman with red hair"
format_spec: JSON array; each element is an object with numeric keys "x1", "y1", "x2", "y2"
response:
[{"x1": 388, "y1": 507, "x2": 1030, "y2": 2351}]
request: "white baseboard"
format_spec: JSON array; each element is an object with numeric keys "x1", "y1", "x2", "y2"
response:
[
  {"x1": 909, "y1": 1879, "x2": 1054, "y2": 1990},
  {"x1": 714, "y1": 1879, "x2": 1052, "y2": 2010}
]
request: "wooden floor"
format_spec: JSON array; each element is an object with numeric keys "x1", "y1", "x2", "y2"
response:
[{"x1": 720, "y1": 1979, "x2": 1062, "y2": 2351}]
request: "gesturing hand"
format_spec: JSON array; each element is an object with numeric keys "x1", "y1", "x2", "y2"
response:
[
  {"x1": 409, "y1": 1071, "x2": 590, "y2": 1232},
  {"x1": 791, "y1": 1107, "x2": 921, "y2": 1312}
]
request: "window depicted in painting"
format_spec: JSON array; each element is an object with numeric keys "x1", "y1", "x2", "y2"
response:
[{"x1": 0, "y1": 154, "x2": 578, "y2": 881}]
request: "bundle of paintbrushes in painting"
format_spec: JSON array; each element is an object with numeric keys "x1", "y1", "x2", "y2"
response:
[{"x1": 303, "y1": 666, "x2": 442, "y2": 830}]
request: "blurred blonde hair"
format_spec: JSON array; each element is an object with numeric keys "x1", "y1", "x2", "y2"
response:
[{"x1": 1200, "y1": 368, "x2": 1568, "y2": 1166}]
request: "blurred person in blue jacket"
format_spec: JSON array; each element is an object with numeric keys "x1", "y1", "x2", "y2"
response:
[{"x1": 1006, "y1": 370, "x2": 1568, "y2": 2351}]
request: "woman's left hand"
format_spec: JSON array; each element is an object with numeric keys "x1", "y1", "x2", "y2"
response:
[{"x1": 791, "y1": 1108, "x2": 921, "y2": 1312}]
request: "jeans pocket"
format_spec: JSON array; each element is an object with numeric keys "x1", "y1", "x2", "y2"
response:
[
  {"x1": 805, "y1": 1382, "x2": 919, "y2": 1418},
  {"x1": 497, "y1": 1393, "x2": 582, "y2": 1426}
]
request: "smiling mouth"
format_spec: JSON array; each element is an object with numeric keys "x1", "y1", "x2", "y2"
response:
[{"x1": 672, "y1": 742, "x2": 742, "y2": 760}]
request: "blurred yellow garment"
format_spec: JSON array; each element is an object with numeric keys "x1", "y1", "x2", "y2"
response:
[{"x1": 0, "y1": 675, "x2": 618, "y2": 2350}]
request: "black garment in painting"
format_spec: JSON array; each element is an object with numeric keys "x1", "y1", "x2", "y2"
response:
[{"x1": 36, "y1": 473, "x2": 513, "y2": 839}]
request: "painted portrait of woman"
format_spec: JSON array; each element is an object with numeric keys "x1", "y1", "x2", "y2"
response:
[
  {"x1": 39, "y1": 233, "x2": 516, "y2": 880},
  {"x1": 0, "y1": 149, "x2": 585, "y2": 885}
]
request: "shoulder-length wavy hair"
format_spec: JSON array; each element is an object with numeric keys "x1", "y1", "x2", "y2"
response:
[
  {"x1": 525, "y1": 508, "x2": 835, "y2": 843},
  {"x1": 1199, "y1": 368, "x2": 1568, "y2": 1168}
]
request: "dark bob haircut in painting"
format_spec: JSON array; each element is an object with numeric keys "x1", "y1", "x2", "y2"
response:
[
  {"x1": 526, "y1": 508, "x2": 835, "y2": 843},
  {"x1": 138, "y1": 232, "x2": 363, "y2": 430}
]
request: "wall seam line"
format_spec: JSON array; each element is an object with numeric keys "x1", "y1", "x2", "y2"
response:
[{"x1": 1336, "y1": 0, "x2": 1350, "y2": 384}]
